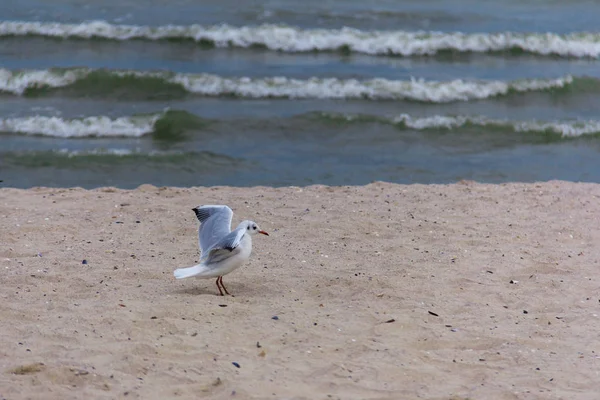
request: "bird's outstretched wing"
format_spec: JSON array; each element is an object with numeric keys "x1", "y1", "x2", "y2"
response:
[
  {"x1": 192, "y1": 205, "x2": 233, "y2": 253},
  {"x1": 200, "y1": 228, "x2": 246, "y2": 263}
]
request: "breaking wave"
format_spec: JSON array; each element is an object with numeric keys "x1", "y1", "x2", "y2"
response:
[
  {"x1": 1, "y1": 20, "x2": 600, "y2": 57},
  {"x1": 2, "y1": 110, "x2": 600, "y2": 139},
  {"x1": 0, "y1": 67, "x2": 578, "y2": 102}
]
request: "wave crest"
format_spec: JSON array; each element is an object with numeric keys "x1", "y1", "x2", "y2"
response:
[
  {"x1": 0, "y1": 68, "x2": 575, "y2": 102},
  {"x1": 0, "y1": 113, "x2": 161, "y2": 137},
  {"x1": 2, "y1": 20, "x2": 600, "y2": 57},
  {"x1": 2, "y1": 110, "x2": 600, "y2": 139}
]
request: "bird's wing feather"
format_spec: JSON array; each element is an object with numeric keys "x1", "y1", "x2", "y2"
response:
[
  {"x1": 192, "y1": 205, "x2": 233, "y2": 253},
  {"x1": 200, "y1": 228, "x2": 246, "y2": 262}
]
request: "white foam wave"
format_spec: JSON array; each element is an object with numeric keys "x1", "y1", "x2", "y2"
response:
[
  {"x1": 2, "y1": 20, "x2": 600, "y2": 57},
  {"x1": 5, "y1": 111, "x2": 600, "y2": 139},
  {"x1": 0, "y1": 68, "x2": 88, "y2": 95},
  {"x1": 390, "y1": 114, "x2": 600, "y2": 137},
  {"x1": 0, "y1": 114, "x2": 161, "y2": 137},
  {"x1": 0, "y1": 67, "x2": 574, "y2": 102},
  {"x1": 56, "y1": 148, "x2": 136, "y2": 156},
  {"x1": 172, "y1": 74, "x2": 572, "y2": 102},
  {"x1": 323, "y1": 112, "x2": 600, "y2": 137}
]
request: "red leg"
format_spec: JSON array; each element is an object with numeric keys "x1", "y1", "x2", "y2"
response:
[
  {"x1": 215, "y1": 276, "x2": 224, "y2": 296},
  {"x1": 220, "y1": 277, "x2": 231, "y2": 295}
]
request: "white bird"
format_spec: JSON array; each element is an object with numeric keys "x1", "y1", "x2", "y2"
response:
[{"x1": 173, "y1": 205, "x2": 269, "y2": 295}]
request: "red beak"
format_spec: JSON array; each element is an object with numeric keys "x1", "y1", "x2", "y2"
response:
[{"x1": 259, "y1": 230, "x2": 269, "y2": 236}]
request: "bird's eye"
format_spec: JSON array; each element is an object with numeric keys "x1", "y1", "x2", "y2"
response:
[
  {"x1": 253, "y1": 226, "x2": 257, "y2": 230},
  {"x1": 247, "y1": 226, "x2": 250, "y2": 230}
]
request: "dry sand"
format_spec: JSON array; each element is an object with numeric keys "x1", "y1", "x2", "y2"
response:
[{"x1": 1, "y1": 181, "x2": 600, "y2": 399}]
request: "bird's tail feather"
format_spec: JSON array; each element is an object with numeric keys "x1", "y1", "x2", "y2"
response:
[{"x1": 174, "y1": 264, "x2": 210, "y2": 279}]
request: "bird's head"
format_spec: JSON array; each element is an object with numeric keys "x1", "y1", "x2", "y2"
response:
[{"x1": 239, "y1": 220, "x2": 269, "y2": 236}]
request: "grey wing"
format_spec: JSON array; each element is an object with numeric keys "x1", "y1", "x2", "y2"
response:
[
  {"x1": 192, "y1": 205, "x2": 233, "y2": 253},
  {"x1": 200, "y1": 228, "x2": 246, "y2": 262}
]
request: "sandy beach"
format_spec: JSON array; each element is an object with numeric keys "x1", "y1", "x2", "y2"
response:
[{"x1": 1, "y1": 181, "x2": 600, "y2": 399}]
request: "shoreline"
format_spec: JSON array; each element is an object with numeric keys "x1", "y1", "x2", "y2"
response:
[{"x1": 2, "y1": 181, "x2": 600, "y2": 399}]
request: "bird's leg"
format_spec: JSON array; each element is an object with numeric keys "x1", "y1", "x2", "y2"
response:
[
  {"x1": 215, "y1": 276, "x2": 224, "y2": 296},
  {"x1": 220, "y1": 277, "x2": 231, "y2": 295}
]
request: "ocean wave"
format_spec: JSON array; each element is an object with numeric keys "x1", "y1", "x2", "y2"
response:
[
  {"x1": 3, "y1": 110, "x2": 600, "y2": 139},
  {"x1": 0, "y1": 67, "x2": 576, "y2": 102},
  {"x1": 0, "y1": 113, "x2": 161, "y2": 137},
  {"x1": 55, "y1": 148, "x2": 137, "y2": 156},
  {"x1": 321, "y1": 112, "x2": 600, "y2": 138},
  {"x1": 2, "y1": 20, "x2": 600, "y2": 57}
]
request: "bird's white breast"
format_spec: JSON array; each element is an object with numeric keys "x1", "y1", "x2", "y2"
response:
[{"x1": 238, "y1": 233, "x2": 252, "y2": 262}]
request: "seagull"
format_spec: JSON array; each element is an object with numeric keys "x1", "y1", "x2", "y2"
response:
[{"x1": 174, "y1": 205, "x2": 269, "y2": 295}]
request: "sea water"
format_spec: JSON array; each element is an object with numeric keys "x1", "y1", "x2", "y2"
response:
[{"x1": 2, "y1": 0, "x2": 600, "y2": 187}]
